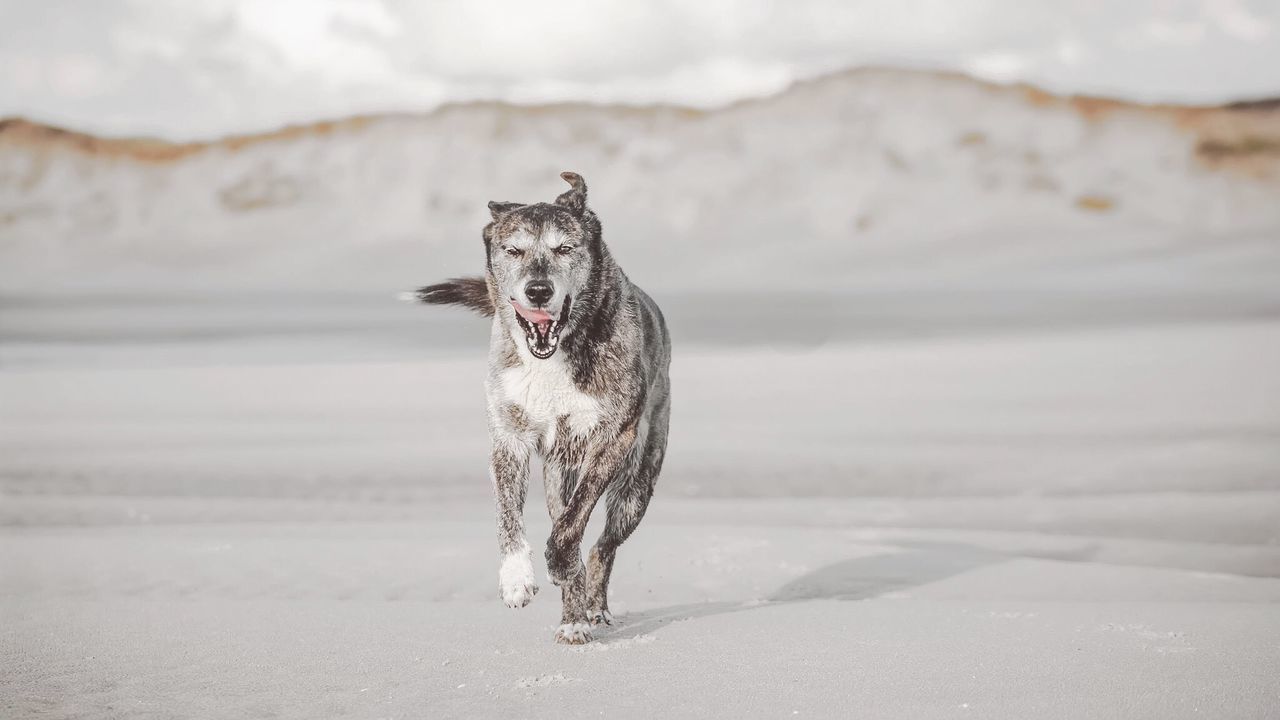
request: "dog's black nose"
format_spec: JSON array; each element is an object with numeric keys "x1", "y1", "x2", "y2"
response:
[{"x1": 524, "y1": 280, "x2": 554, "y2": 307}]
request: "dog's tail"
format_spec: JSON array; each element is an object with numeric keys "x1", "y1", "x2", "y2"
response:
[{"x1": 399, "y1": 277, "x2": 494, "y2": 317}]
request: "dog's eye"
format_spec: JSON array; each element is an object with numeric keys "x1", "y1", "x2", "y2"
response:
[
  {"x1": 553, "y1": 245, "x2": 575, "y2": 255},
  {"x1": 504, "y1": 247, "x2": 523, "y2": 257}
]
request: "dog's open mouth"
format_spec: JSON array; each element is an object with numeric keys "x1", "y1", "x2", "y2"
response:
[{"x1": 511, "y1": 296, "x2": 571, "y2": 359}]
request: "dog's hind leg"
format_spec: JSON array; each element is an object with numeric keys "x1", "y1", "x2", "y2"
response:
[
  {"x1": 587, "y1": 409, "x2": 668, "y2": 626},
  {"x1": 491, "y1": 439, "x2": 538, "y2": 609}
]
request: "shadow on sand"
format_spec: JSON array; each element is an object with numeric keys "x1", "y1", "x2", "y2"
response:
[{"x1": 596, "y1": 540, "x2": 1096, "y2": 641}]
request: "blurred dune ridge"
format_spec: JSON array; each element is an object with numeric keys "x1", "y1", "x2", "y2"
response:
[
  {"x1": 1, "y1": 66, "x2": 1279, "y2": 299},
  {"x1": 3, "y1": 69, "x2": 1279, "y2": 166}
]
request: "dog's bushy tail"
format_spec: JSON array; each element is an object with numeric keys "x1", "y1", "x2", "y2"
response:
[{"x1": 403, "y1": 277, "x2": 494, "y2": 317}]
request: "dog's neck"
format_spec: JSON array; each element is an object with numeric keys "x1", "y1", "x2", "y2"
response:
[{"x1": 559, "y1": 257, "x2": 626, "y2": 386}]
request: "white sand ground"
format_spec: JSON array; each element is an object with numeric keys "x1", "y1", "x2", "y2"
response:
[{"x1": 3, "y1": 318, "x2": 1280, "y2": 718}]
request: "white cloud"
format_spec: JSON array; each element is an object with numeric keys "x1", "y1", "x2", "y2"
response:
[
  {"x1": 1206, "y1": 0, "x2": 1272, "y2": 41},
  {"x1": 1141, "y1": 19, "x2": 1207, "y2": 46}
]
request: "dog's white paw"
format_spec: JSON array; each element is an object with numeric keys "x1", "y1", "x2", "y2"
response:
[
  {"x1": 499, "y1": 546, "x2": 538, "y2": 608},
  {"x1": 554, "y1": 622, "x2": 593, "y2": 645},
  {"x1": 588, "y1": 609, "x2": 613, "y2": 627}
]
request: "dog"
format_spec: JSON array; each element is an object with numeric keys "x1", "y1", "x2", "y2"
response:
[{"x1": 408, "y1": 172, "x2": 671, "y2": 644}]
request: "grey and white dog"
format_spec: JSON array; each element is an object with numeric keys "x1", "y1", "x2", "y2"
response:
[{"x1": 409, "y1": 172, "x2": 671, "y2": 644}]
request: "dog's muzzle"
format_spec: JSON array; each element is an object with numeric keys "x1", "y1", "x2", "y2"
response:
[{"x1": 511, "y1": 295, "x2": 571, "y2": 359}]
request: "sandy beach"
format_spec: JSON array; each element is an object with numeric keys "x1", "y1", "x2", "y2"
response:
[{"x1": 4, "y1": 310, "x2": 1279, "y2": 718}]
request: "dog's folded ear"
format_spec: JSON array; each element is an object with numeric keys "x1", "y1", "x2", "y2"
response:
[
  {"x1": 488, "y1": 201, "x2": 524, "y2": 220},
  {"x1": 554, "y1": 172, "x2": 587, "y2": 216}
]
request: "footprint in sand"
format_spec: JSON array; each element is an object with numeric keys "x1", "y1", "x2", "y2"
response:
[
  {"x1": 570, "y1": 634, "x2": 656, "y2": 653},
  {"x1": 516, "y1": 674, "x2": 581, "y2": 688}
]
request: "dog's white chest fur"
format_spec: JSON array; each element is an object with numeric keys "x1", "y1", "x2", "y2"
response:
[{"x1": 500, "y1": 355, "x2": 600, "y2": 441}]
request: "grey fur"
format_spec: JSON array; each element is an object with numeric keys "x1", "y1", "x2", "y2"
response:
[{"x1": 411, "y1": 172, "x2": 671, "y2": 644}]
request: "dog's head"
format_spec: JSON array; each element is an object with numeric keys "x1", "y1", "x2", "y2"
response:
[{"x1": 483, "y1": 172, "x2": 601, "y2": 360}]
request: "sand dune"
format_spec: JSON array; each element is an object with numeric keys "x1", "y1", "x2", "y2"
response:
[{"x1": 2, "y1": 68, "x2": 1279, "y2": 299}]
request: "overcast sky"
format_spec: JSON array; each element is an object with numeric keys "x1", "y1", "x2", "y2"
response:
[{"x1": 2, "y1": 0, "x2": 1278, "y2": 139}]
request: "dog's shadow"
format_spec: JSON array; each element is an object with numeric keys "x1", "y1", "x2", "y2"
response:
[{"x1": 594, "y1": 541, "x2": 1096, "y2": 641}]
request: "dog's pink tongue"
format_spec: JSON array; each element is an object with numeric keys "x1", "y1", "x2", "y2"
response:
[{"x1": 512, "y1": 301, "x2": 553, "y2": 325}]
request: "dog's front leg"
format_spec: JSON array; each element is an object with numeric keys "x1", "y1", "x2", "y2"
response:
[
  {"x1": 545, "y1": 425, "x2": 637, "y2": 643},
  {"x1": 491, "y1": 439, "x2": 537, "y2": 608}
]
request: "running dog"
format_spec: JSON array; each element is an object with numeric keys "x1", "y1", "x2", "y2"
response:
[{"x1": 408, "y1": 172, "x2": 671, "y2": 644}]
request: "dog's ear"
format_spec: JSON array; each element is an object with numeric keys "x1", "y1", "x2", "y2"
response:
[
  {"x1": 488, "y1": 201, "x2": 523, "y2": 220},
  {"x1": 554, "y1": 172, "x2": 587, "y2": 216}
]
